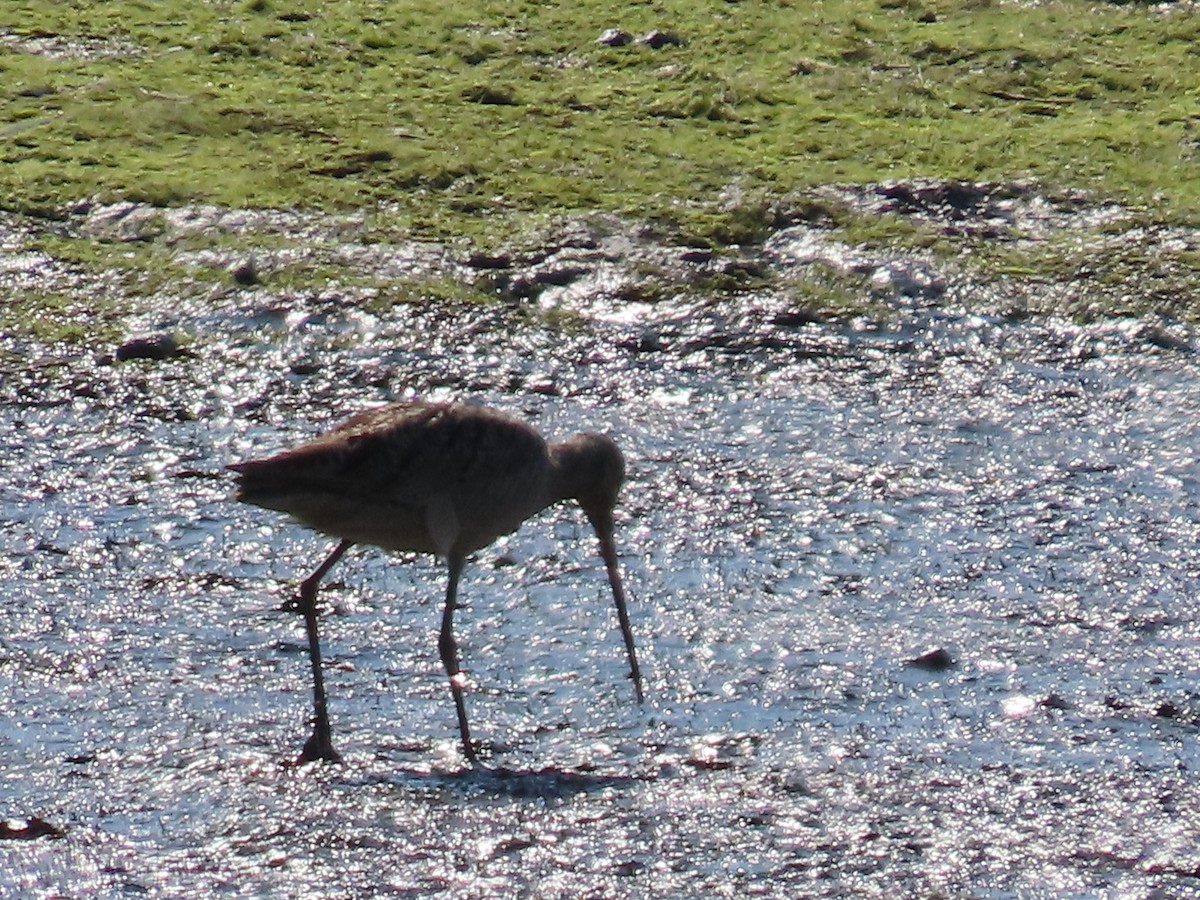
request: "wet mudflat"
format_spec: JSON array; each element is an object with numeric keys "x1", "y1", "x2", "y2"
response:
[{"x1": 2, "y1": 288, "x2": 1200, "y2": 897}]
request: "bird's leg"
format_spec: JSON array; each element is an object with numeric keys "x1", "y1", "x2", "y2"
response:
[
  {"x1": 295, "y1": 539, "x2": 352, "y2": 765},
  {"x1": 438, "y1": 556, "x2": 476, "y2": 762}
]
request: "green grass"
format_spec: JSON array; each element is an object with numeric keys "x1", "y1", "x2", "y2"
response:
[
  {"x1": 5, "y1": 1, "x2": 1200, "y2": 230},
  {"x1": 0, "y1": 290, "x2": 125, "y2": 344},
  {"x1": 3, "y1": 0, "x2": 1200, "y2": 330}
]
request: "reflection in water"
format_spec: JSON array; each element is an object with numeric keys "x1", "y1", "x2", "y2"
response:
[{"x1": 2, "y1": 305, "x2": 1200, "y2": 896}]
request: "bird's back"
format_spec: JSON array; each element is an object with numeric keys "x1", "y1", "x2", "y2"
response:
[{"x1": 229, "y1": 402, "x2": 554, "y2": 556}]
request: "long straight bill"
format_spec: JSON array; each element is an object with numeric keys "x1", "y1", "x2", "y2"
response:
[{"x1": 593, "y1": 517, "x2": 644, "y2": 703}]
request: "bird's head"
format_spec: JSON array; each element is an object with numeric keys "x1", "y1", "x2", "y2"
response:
[
  {"x1": 550, "y1": 429, "x2": 643, "y2": 702},
  {"x1": 553, "y1": 431, "x2": 625, "y2": 526}
]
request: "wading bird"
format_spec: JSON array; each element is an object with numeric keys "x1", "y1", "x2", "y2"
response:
[{"x1": 228, "y1": 401, "x2": 643, "y2": 763}]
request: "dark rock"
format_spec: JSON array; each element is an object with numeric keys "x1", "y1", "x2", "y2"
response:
[
  {"x1": 1040, "y1": 693, "x2": 1071, "y2": 710},
  {"x1": 289, "y1": 359, "x2": 321, "y2": 376},
  {"x1": 0, "y1": 817, "x2": 65, "y2": 840},
  {"x1": 635, "y1": 330, "x2": 664, "y2": 352},
  {"x1": 640, "y1": 30, "x2": 683, "y2": 49},
  {"x1": 230, "y1": 258, "x2": 260, "y2": 286},
  {"x1": 505, "y1": 276, "x2": 539, "y2": 300},
  {"x1": 905, "y1": 647, "x2": 955, "y2": 672},
  {"x1": 1140, "y1": 324, "x2": 1193, "y2": 353},
  {"x1": 115, "y1": 334, "x2": 184, "y2": 362},
  {"x1": 596, "y1": 28, "x2": 632, "y2": 47},
  {"x1": 466, "y1": 251, "x2": 512, "y2": 270},
  {"x1": 534, "y1": 264, "x2": 591, "y2": 287},
  {"x1": 1154, "y1": 701, "x2": 1180, "y2": 719},
  {"x1": 772, "y1": 308, "x2": 824, "y2": 327}
]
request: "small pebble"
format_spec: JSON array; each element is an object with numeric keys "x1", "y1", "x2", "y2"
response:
[
  {"x1": 115, "y1": 334, "x2": 183, "y2": 362},
  {"x1": 466, "y1": 251, "x2": 512, "y2": 270},
  {"x1": 772, "y1": 308, "x2": 824, "y2": 327},
  {"x1": 905, "y1": 647, "x2": 955, "y2": 671},
  {"x1": 0, "y1": 817, "x2": 65, "y2": 841},
  {"x1": 640, "y1": 30, "x2": 683, "y2": 49},
  {"x1": 230, "y1": 258, "x2": 260, "y2": 286},
  {"x1": 596, "y1": 28, "x2": 632, "y2": 47},
  {"x1": 1154, "y1": 701, "x2": 1180, "y2": 719},
  {"x1": 643, "y1": 30, "x2": 681, "y2": 48},
  {"x1": 289, "y1": 359, "x2": 321, "y2": 376}
]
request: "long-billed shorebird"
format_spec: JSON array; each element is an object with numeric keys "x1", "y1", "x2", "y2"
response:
[{"x1": 228, "y1": 400, "x2": 643, "y2": 763}]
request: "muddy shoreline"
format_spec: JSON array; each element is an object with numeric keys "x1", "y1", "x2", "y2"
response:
[{"x1": 3, "y1": 180, "x2": 1198, "y2": 374}]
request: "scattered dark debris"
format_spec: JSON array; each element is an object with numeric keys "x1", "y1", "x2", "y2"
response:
[
  {"x1": 1145, "y1": 861, "x2": 1200, "y2": 879},
  {"x1": 1040, "y1": 693, "x2": 1071, "y2": 711},
  {"x1": 627, "y1": 329, "x2": 665, "y2": 352},
  {"x1": 1139, "y1": 323, "x2": 1193, "y2": 353},
  {"x1": 613, "y1": 860, "x2": 645, "y2": 877},
  {"x1": 172, "y1": 468, "x2": 224, "y2": 480},
  {"x1": 0, "y1": 817, "x2": 66, "y2": 840},
  {"x1": 679, "y1": 248, "x2": 714, "y2": 264},
  {"x1": 590, "y1": 25, "x2": 672, "y2": 48},
  {"x1": 905, "y1": 647, "x2": 956, "y2": 672},
  {"x1": 716, "y1": 257, "x2": 768, "y2": 279},
  {"x1": 463, "y1": 84, "x2": 520, "y2": 106},
  {"x1": 685, "y1": 754, "x2": 736, "y2": 771},
  {"x1": 312, "y1": 149, "x2": 395, "y2": 178},
  {"x1": 772, "y1": 308, "x2": 825, "y2": 328},
  {"x1": 877, "y1": 180, "x2": 998, "y2": 217}
]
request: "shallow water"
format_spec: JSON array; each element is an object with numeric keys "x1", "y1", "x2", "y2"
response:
[{"x1": 2, "y1": 300, "x2": 1199, "y2": 898}]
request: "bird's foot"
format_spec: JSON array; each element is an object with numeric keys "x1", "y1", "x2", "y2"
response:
[
  {"x1": 278, "y1": 592, "x2": 326, "y2": 616},
  {"x1": 277, "y1": 595, "x2": 303, "y2": 614},
  {"x1": 294, "y1": 731, "x2": 342, "y2": 765},
  {"x1": 462, "y1": 738, "x2": 500, "y2": 765}
]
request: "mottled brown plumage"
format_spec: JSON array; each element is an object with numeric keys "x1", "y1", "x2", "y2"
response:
[{"x1": 229, "y1": 400, "x2": 643, "y2": 763}]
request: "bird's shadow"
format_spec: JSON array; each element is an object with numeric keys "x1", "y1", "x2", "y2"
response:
[{"x1": 345, "y1": 760, "x2": 651, "y2": 799}]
